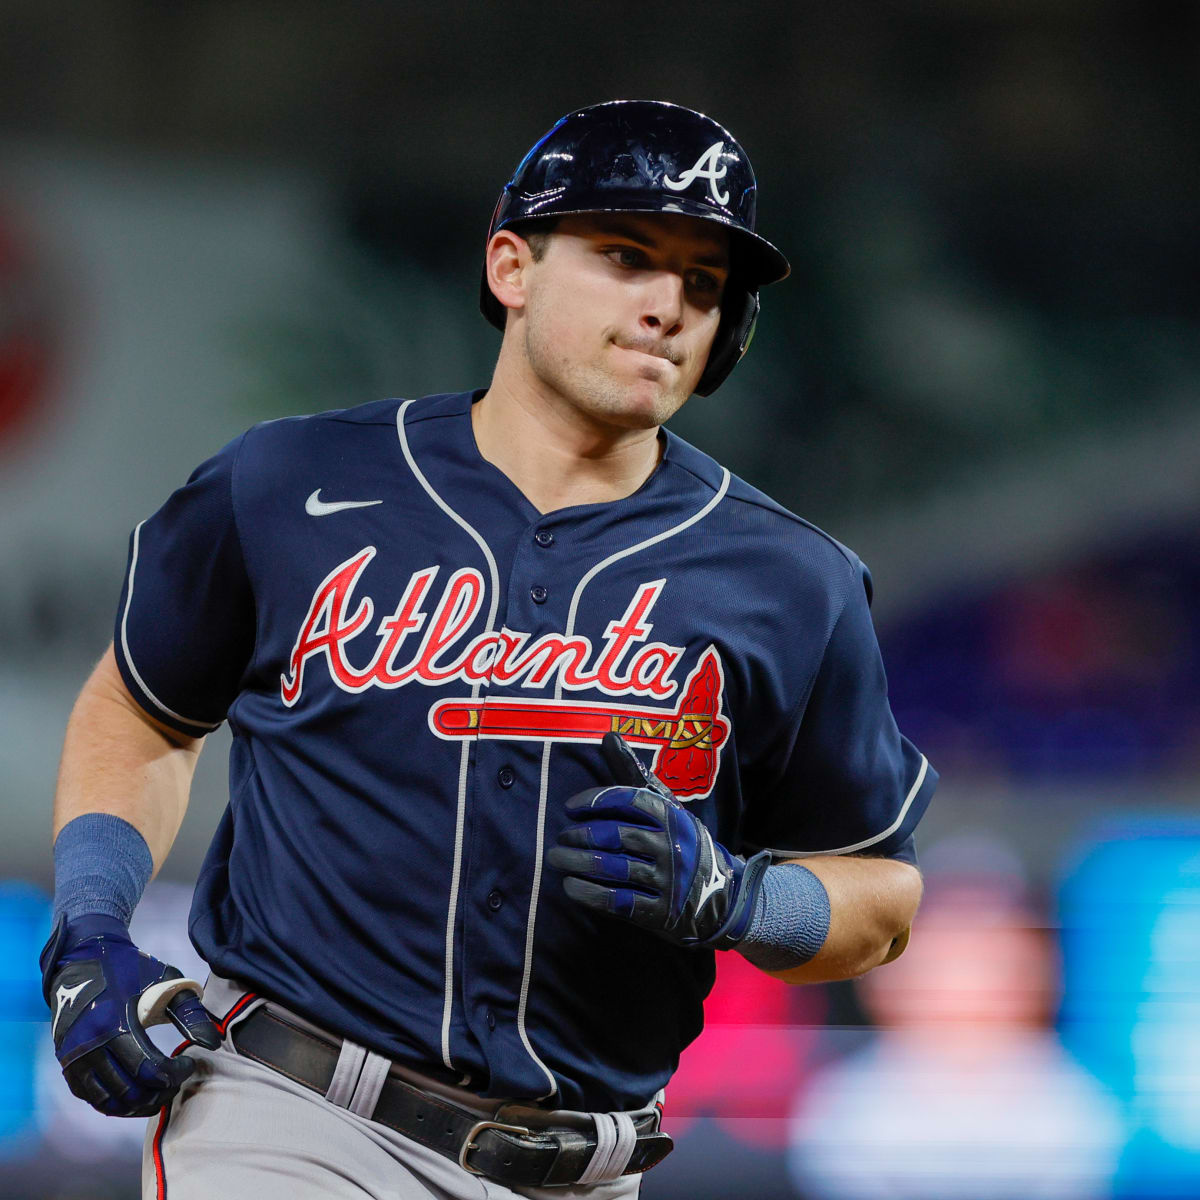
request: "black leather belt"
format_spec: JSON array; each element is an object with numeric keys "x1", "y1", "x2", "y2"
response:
[{"x1": 230, "y1": 1007, "x2": 673, "y2": 1187}]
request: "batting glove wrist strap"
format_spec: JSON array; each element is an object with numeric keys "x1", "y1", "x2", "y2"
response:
[
  {"x1": 548, "y1": 733, "x2": 772, "y2": 950},
  {"x1": 39, "y1": 913, "x2": 220, "y2": 1118},
  {"x1": 704, "y1": 849, "x2": 773, "y2": 949}
]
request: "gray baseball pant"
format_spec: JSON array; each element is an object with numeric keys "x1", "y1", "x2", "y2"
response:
[{"x1": 142, "y1": 979, "x2": 643, "y2": 1200}]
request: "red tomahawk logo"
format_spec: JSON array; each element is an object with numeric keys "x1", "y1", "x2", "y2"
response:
[{"x1": 428, "y1": 648, "x2": 730, "y2": 798}]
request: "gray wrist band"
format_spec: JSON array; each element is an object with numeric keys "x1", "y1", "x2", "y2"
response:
[
  {"x1": 736, "y1": 862, "x2": 831, "y2": 971},
  {"x1": 52, "y1": 813, "x2": 153, "y2": 926}
]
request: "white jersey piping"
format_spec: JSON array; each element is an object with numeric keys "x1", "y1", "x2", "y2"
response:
[
  {"x1": 395, "y1": 399, "x2": 501, "y2": 1075},
  {"x1": 750, "y1": 753, "x2": 930, "y2": 858},
  {"x1": 119, "y1": 520, "x2": 221, "y2": 732},
  {"x1": 515, "y1": 465, "x2": 733, "y2": 1100},
  {"x1": 563, "y1": 469, "x2": 731, "y2": 639},
  {"x1": 514, "y1": 741, "x2": 563, "y2": 1099}
]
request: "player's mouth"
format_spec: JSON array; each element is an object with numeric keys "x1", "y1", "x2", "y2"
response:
[
  {"x1": 612, "y1": 337, "x2": 682, "y2": 367},
  {"x1": 612, "y1": 344, "x2": 683, "y2": 387}
]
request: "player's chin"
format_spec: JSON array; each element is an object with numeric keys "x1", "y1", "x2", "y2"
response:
[
  {"x1": 607, "y1": 389, "x2": 685, "y2": 430},
  {"x1": 608, "y1": 368, "x2": 694, "y2": 426}
]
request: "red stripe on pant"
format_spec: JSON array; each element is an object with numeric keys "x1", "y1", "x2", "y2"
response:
[
  {"x1": 152, "y1": 1105, "x2": 171, "y2": 1199},
  {"x1": 155, "y1": 990, "x2": 257, "y2": 1199}
]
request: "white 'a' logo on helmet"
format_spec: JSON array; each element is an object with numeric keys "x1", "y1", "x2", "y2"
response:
[{"x1": 664, "y1": 141, "x2": 730, "y2": 206}]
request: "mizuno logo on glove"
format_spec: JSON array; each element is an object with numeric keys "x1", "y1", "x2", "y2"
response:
[
  {"x1": 694, "y1": 829, "x2": 728, "y2": 913},
  {"x1": 51, "y1": 979, "x2": 92, "y2": 1039},
  {"x1": 40, "y1": 913, "x2": 222, "y2": 1119}
]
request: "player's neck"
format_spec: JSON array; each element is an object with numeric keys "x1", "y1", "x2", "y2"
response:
[{"x1": 471, "y1": 379, "x2": 663, "y2": 516}]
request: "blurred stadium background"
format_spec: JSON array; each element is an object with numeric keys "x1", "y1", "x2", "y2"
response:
[{"x1": 1, "y1": 2, "x2": 1198, "y2": 1197}]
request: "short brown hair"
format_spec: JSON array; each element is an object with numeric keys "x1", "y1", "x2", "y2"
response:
[{"x1": 518, "y1": 218, "x2": 558, "y2": 262}]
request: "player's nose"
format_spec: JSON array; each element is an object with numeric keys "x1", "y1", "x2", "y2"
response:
[{"x1": 640, "y1": 271, "x2": 686, "y2": 338}]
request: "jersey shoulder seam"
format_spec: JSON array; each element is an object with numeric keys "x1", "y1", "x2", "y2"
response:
[
  {"x1": 396, "y1": 393, "x2": 475, "y2": 424},
  {"x1": 248, "y1": 399, "x2": 405, "y2": 433},
  {"x1": 723, "y1": 488, "x2": 860, "y2": 571},
  {"x1": 320, "y1": 393, "x2": 475, "y2": 429},
  {"x1": 663, "y1": 447, "x2": 860, "y2": 573}
]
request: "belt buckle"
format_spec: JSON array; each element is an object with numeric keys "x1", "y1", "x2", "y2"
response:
[{"x1": 458, "y1": 1119, "x2": 534, "y2": 1175}]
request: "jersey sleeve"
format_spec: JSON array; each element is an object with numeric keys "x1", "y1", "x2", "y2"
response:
[
  {"x1": 741, "y1": 560, "x2": 936, "y2": 860},
  {"x1": 113, "y1": 433, "x2": 256, "y2": 736},
  {"x1": 881, "y1": 833, "x2": 918, "y2": 866}
]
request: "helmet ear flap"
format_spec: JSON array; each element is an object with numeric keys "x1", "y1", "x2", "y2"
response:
[{"x1": 694, "y1": 288, "x2": 759, "y2": 397}]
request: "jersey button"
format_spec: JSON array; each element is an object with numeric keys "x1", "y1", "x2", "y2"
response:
[
  {"x1": 487, "y1": 890, "x2": 504, "y2": 911},
  {"x1": 530, "y1": 585, "x2": 549, "y2": 604},
  {"x1": 534, "y1": 529, "x2": 555, "y2": 548},
  {"x1": 497, "y1": 766, "x2": 516, "y2": 789},
  {"x1": 485, "y1": 1009, "x2": 496, "y2": 1031}
]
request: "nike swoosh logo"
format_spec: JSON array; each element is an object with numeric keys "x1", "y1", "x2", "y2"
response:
[
  {"x1": 52, "y1": 980, "x2": 90, "y2": 1038},
  {"x1": 695, "y1": 827, "x2": 727, "y2": 912},
  {"x1": 305, "y1": 489, "x2": 383, "y2": 517}
]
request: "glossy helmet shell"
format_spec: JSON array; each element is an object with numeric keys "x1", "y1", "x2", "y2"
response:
[{"x1": 480, "y1": 100, "x2": 789, "y2": 395}]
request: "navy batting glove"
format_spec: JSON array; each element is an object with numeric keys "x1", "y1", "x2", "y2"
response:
[
  {"x1": 548, "y1": 733, "x2": 770, "y2": 949},
  {"x1": 39, "y1": 913, "x2": 221, "y2": 1117}
]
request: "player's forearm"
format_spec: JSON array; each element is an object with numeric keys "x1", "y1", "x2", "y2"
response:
[
  {"x1": 54, "y1": 643, "x2": 203, "y2": 871},
  {"x1": 748, "y1": 854, "x2": 922, "y2": 985}
]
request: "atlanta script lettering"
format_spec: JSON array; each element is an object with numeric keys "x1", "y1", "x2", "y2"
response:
[{"x1": 281, "y1": 547, "x2": 688, "y2": 705}]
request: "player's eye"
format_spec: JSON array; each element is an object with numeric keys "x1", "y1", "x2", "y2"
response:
[
  {"x1": 686, "y1": 269, "x2": 722, "y2": 296},
  {"x1": 605, "y1": 245, "x2": 649, "y2": 269}
]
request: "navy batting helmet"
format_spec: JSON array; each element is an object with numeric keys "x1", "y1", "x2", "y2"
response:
[{"x1": 480, "y1": 100, "x2": 790, "y2": 396}]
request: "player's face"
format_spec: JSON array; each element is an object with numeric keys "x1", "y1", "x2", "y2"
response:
[{"x1": 519, "y1": 213, "x2": 730, "y2": 430}]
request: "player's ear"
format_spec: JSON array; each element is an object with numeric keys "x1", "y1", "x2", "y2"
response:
[{"x1": 484, "y1": 229, "x2": 534, "y2": 319}]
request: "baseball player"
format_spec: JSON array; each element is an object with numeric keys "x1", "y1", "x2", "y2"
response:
[{"x1": 41, "y1": 101, "x2": 935, "y2": 1198}]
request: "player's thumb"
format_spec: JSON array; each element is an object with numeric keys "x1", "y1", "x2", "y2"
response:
[
  {"x1": 165, "y1": 990, "x2": 222, "y2": 1050},
  {"x1": 600, "y1": 733, "x2": 674, "y2": 801}
]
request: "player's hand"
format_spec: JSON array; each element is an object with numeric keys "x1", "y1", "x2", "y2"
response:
[
  {"x1": 39, "y1": 913, "x2": 221, "y2": 1117},
  {"x1": 548, "y1": 733, "x2": 770, "y2": 949}
]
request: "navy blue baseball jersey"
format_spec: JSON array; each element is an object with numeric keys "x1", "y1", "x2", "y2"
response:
[{"x1": 113, "y1": 389, "x2": 935, "y2": 1112}]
